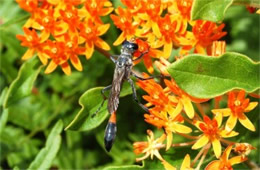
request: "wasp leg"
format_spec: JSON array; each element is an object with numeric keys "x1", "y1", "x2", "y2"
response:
[
  {"x1": 133, "y1": 50, "x2": 149, "y2": 61},
  {"x1": 127, "y1": 78, "x2": 150, "y2": 113},
  {"x1": 133, "y1": 73, "x2": 170, "y2": 81},
  {"x1": 91, "y1": 85, "x2": 112, "y2": 118},
  {"x1": 110, "y1": 55, "x2": 119, "y2": 63},
  {"x1": 104, "y1": 111, "x2": 117, "y2": 152}
]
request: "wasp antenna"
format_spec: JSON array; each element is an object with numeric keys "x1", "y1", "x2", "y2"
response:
[{"x1": 104, "y1": 112, "x2": 117, "y2": 152}]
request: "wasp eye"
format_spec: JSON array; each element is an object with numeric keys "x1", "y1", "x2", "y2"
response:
[
  {"x1": 132, "y1": 43, "x2": 138, "y2": 50},
  {"x1": 122, "y1": 40, "x2": 129, "y2": 46}
]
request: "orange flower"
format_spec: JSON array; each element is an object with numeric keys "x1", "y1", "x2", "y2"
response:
[
  {"x1": 59, "y1": 4, "x2": 81, "y2": 32},
  {"x1": 154, "y1": 57, "x2": 171, "y2": 76},
  {"x1": 192, "y1": 115, "x2": 238, "y2": 158},
  {"x1": 31, "y1": 8, "x2": 68, "y2": 40},
  {"x1": 16, "y1": 0, "x2": 112, "y2": 75},
  {"x1": 176, "y1": 0, "x2": 193, "y2": 20},
  {"x1": 233, "y1": 143, "x2": 256, "y2": 159},
  {"x1": 157, "y1": 14, "x2": 179, "y2": 58},
  {"x1": 16, "y1": 27, "x2": 48, "y2": 64},
  {"x1": 192, "y1": 20, "x2": 227, "y2": 54},
  {"x1": 205, "y1": 145, "x2": 247, "y2": 170},
  {"x1": 16, "y1": 0, "x2": 50, "y2": 12},
  {"x1": 121, "y1": 0, "x2": 142, "y2": 14},
  {"x1": 16, "y1": 0, "x2": 38, "y2": 12},
  {"x1": 134, "y1": 39, "x2": 163, "y2": 73},
  {"x1": 212, "y1": 90, "x2": 258, "y2": 132},
  {"x1": 133, "y1": 130, "x2": 166, "y2": 162},
  {"x1": 145, "y1": 109, "x2": 192, "y2": 150},
  {"x1": 78, "y1": 19, "x2": 110, "y2": 59},
  {"x1": 208, "y1": 41, "x2": 226, "y2": 57},
  {"x1": 136, "y1": 0, "x2": 163, "y2": 38},
  {"x1": 42, "y1": 40, "x2": 70, "y2": 75},
  {"x1": 164, "y1": 79, "x2": 195, "y2": 119},
  {"x1": 137, "y1": 78, "x2": 177, "y2": 113},
  {"x1": 110, "y1": 7, "x2": 138, "y2": 45},
  {"x1": 137, "y1": 78, "x2": 192, "y2": 150},
  {"x1": 83, "y1": 0, "x2": 113, "y2": 23}
]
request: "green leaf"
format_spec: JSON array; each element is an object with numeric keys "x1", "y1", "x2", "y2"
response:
[
  {"x1": 0, "y1": 109, "x2": 9, "y2": 135},
  {"x1": 168, "y1": 52, "x2": 260, "y2": 98},
  {"x1": 65, "y1": 83, "x2": 132, "y2": 131},
  {"x1": 4, "y1": 57, "x2": 43, "y2": 108},
  {"x1": 28, "y1": 120, "x2": 63, "y2": 170},
  {"x1": 191, "y1": 0, "x2": 233, "y2": 22}
]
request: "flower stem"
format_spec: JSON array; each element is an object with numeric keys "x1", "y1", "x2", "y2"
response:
[
  {"x1": 195, "y1": 143, "x2": 210, "y2": 170},
  {"x1": 191, "y1": 143, "x2": 210, "y2": 167}
]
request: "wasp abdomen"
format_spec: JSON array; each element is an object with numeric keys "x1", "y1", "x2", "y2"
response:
[{"x1": 104, "y1": 122, "x2": 117, "y2": 152}]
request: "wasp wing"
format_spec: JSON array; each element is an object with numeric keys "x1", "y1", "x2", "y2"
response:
[{"x1": 108, "y1": 66, "x2": 125, "y2": 114}]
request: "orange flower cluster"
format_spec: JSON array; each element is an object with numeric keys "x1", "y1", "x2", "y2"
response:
[
  {"x1": 111, "y1": 0, "x2": 227, "y2": 73},
  {"x1": 134, "y1": 57, "x2": 257, "y2": 169},
  {"x1": 135, "y1": 75, "x2": 258, "y2": 169},
  {"x1": 16, "y1": 0, "x2": 113, "y2": 75}
]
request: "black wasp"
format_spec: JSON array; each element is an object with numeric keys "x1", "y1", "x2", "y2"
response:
[{"x1": 93, "y1": 39, "x2": 154, "y2": 152}]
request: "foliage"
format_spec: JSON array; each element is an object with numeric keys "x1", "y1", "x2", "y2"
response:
[{"x1": 0, "y1": 0, "x2": 259, "y2": 169}]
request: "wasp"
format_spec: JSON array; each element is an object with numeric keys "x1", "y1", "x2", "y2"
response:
[{"x1": 93, "y1": 39, "x2": 155, "y2": 152}]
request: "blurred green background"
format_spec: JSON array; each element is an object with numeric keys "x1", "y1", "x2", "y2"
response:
[{"x1": 0, "y1": 0, "x2": 259, "y2": 169}]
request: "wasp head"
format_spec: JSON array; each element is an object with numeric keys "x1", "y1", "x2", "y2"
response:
[{"x1": 121, "y1": 40, "x2": 138, "y2": 55}]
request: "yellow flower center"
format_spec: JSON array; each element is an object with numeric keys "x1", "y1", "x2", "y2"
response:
[
  {"x1": 43, "y1": 17, "x2": 49, "y2": 23},
  {"x1": 164, "y1": 24, "x2": 170, "y2": 30},
  {"x1": 150, "y1": 4, "x2": 155, "y2": 9},
  {"x1": 91, "y1": 2, "x2": 97, "y2": 8},
  {"x1": 27, "y1": 35, "x2": 33, "y2": 42},
  {"x1": 51, "y1": 47, "x2": 57, "y2": 54},
  {"x1": 120, "y1": 17, "x2": 126, "y2": 23},
  {"x1": 66, "y1": 42, "x2": 73, "y2": 48},
  {"x1": 234, "y1": 100, "x2": 241, "y2": 106},
  {"x1": 66, "y1": 12, "x2": 72, "y2": 18},
  {"x1": 85, "y1": 27, "x2": 92, "y2": 34}
]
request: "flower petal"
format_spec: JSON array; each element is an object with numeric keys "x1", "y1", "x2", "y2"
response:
[
  {"x1": 162, "y1": 160, "x2": 176, "y2": 170},
  {"x1": 163, "y1": 41, "x2": 172, "y2": 59},
  {"x1": 205, "y1": 160, "x2": 221, "y2": 170},
  {"x1": 214, "y1": 111, "x2": 223, "y2": 128},
  {"x1": 244, "y1": 102, "x2": 258, "y2": 112},
  {"x1": 169, "y1": 101, "x2": 182, "y2": 119},
  {"x1": 192, "y1": 135, "x2": 209, "y2": 149},
  {"x1": 229, "y1": 156, "x2": 247, "y2": 165},
  {"x1": 220, "y1": 130, "x2": 239, "y2": 138},
  {"x1": 40, "y1": 30, "x2": 50, "y2": 43},
  {"x1": 22, "y1": 49, "x2": 35, "y2": 60},
  {"x1": 45, "y1": 60, "x2": 58, "y2": 74},
  {"x1": 222, "y1": 145, "x2": 233, "y2": 161},
  {"x1": 94, "y1": 37, "x2": 110, "y2": 51},
  {"x1": 166, "y1": 131, "x2": 172, "y2": 150},
  {"x1": 238, "y1": 115, "x2": 255, "y2": 131},
  {"x1": 180, "y1": 154, "x2": 191, "y2": 170},
  {"x1": 85, "y1": 42, "x2": 94, "y2": 59},
  {"x1": 151, "y1": 21, "x2": 161, "y2": 38},
  {"x1": 61, "y1": 62, "x2": 71, "y2": 75},
  {"x1": 225, "y1": 114, "x2": 237, "y2": 132},
  {"x1": 98, "y1": 24, "x2": 110, "y2": 36},
  {"x1": 70, "y1": 55, "x2": 82, "y2": 71},
  {"x1": 211, "y1": 108, "x2": 231, "y2": 117},
  {"x1": 38, "y1": 52, "x2": 49, "y2": 65},
  {"x1": 212, "y1": 138, "x2": 221, "y2": 158},
  {"x1": 181, "y1": 96, "x2": 194, "y2": 119},
  {"x1": 113, "y1": 32, "x2": 126, "y2": 46},
  {"x1": 172, "y1": 123, "x2": 192, "y2": 134}
]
